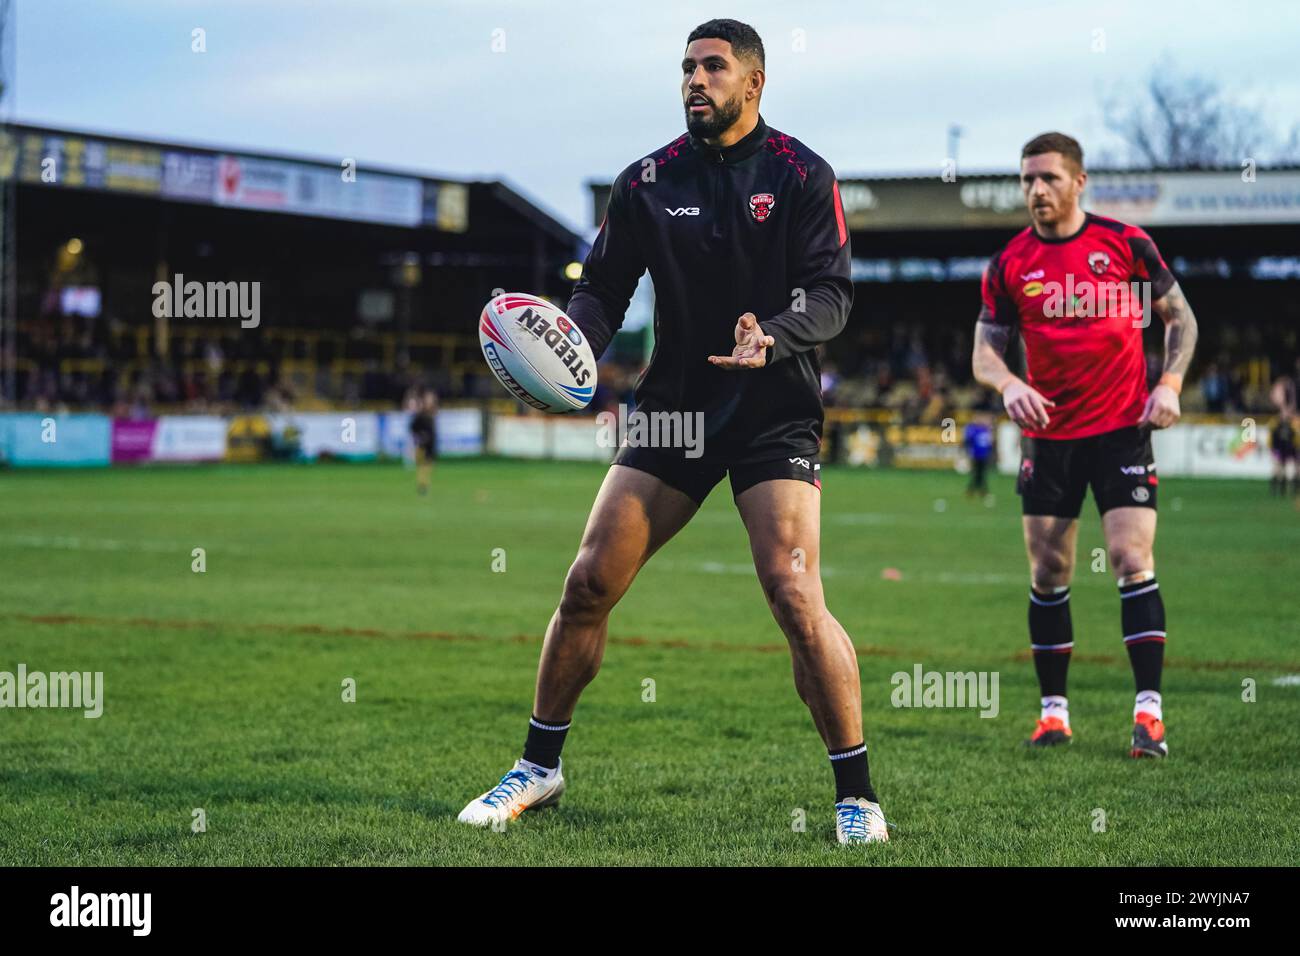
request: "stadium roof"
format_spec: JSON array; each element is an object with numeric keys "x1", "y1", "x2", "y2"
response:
[
  {"x1": 587, "y1": 165, "x2": 1300, "y2": 231},
  {"x1": 830, "y1": 165, "x2": 1300, "y2": 183},
  {"x1": 2, "y1": 121, "x2": 581, "y2": 245}
]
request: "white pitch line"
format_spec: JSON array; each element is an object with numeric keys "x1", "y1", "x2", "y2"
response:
[
  {"x1": 0, "y1": 533, "x2": 246, "y2": 555},
  {"x1": 922, "y1": 570, "x2": 1024, "y2": 585},
  {"x1": 667, "y1": 561, "x2": 1020, "y2": 585}
]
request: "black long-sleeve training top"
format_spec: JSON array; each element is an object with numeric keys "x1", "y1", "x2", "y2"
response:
[{"x1": 567, "y1": 116, "x2": 853, "y2": 463}]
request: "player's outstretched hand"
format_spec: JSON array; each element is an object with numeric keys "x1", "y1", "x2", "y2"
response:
[
  {"x1": 1002, "y1": 377, "x2": 1055, "y2": 430},
  {"x1": 708, "y1": 312, "x2": 775, "y2": 370},
  {"x1": 1138, "y1": 383, "x2": 1180, "y2": 429}
]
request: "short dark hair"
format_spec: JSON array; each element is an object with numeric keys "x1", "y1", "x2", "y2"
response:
[
  {"x1": 686, "y1": 19, "x2": 765, "y2": 69},
  {"x1": 1021, "y1": 132, "x2": 1084, "y2": 171}
]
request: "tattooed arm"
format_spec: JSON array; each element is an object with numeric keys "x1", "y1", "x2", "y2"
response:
[
  {"x1": 974, "y1": 249, "x2": 1056, "y2": 430},
  {"x1": 1138, "y1": 282, "x2": 1199, "y2": 428},
  {"x1": 973, "y1": 319, "x2": 1055, "y2": 430},
  {"x1": 971, "y1": 319, "x2": 1014, "y2": 391}
]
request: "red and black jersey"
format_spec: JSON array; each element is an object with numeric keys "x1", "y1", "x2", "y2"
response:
[
  {"x1": 567, "y1": 116, "x2": 852, "y2": 463},
  {"x1": 979, "y1": 213, "x2": 1176, "y2": 440}
]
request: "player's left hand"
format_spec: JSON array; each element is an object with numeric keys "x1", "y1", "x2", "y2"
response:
[
  {"x1": 708, "y1": 312, "x2": 774, "y2": 370},
  {"x1": 1138, "y1": 384, "x2": 1181, "y2": 429}
]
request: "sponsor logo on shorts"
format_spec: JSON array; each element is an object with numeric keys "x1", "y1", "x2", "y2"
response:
[
  {"x1": 1131, "y1": 486, "x2": 1151, "y2": 503},
  {"x1": 788, "y1": 457, "x2": 811, "y2": 469},
  {"x1": 1120, "y1": 464, "x2": 1147, "y2": 475}
]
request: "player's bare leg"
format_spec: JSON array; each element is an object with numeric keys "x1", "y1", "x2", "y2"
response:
[
  {"x1": 416, "y1": 448, "x2": 433, "y2": 495},
  {"x1": 533, "y1": 465, "x2": 698, "y2": 719},
  {"x1": 1103, "y1": 506, "x2": 1168, "y2": 757},
  {"x1": 735, "y1": 478, "x2": 887, "y2": 843},
  {"x1": 1024, "y1": 515, "x2": 1078, "y2": 591},
  {"x1": 458, "y1": 465, "x2": 697, "y2": 827},
  {"x1": 1023, "y1": 516, "x2": 1078, "y2": 746}
]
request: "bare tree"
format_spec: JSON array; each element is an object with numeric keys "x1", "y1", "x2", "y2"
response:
[
  {"x1": 1100, "y1": 58, "x2": 1300, "y2": 168},
  {"x1": 0, "y1": 0, "x2": 9, "y2": 103}
]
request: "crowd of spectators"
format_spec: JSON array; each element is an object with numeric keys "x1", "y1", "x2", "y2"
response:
[
  {"x1": 10, "y1": 311, "x2": 1298, "y2": 421},
  {"x1": 10, "y1": 313, "x2": 429, "y2": 415}
]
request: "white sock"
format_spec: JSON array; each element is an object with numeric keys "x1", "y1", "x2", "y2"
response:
[
  {"x1": 1135, "y1": 690, "x2": 1163, "y2": 721},
  {"x1": 1041, "y1": 695, "x2": 1069, "y2": 726}
]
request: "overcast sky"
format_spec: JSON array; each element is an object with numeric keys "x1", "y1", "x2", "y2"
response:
[{"x1": 11, "y1": 0, "x2": 1300, "y2": 231}]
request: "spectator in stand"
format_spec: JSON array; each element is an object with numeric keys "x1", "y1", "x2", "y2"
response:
[
  {"x1": 820, "y1": 360, "x2": 840, "y2": 407},
  {"x1": 902, "y1": 365, "x2": 946, "y2": 424},
  {"x1": 874, "y1": 362, "x2": 895, "y2": 402},
  {"x1": 1201, "y1": 362, "x2": 1229, "y2": 413},
  {"x1": 1270, "y1": 374, "x2": 1297, "y2": 416}
]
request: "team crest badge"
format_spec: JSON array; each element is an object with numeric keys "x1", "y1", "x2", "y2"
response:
[
  {"x1": 749, "y1": 193, "x2": 775, "y2": 222},
  {"x1": 1088, "y1": 251, "x2": 1110, "y2": 275}
]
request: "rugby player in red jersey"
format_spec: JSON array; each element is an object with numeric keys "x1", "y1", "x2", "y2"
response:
[{"x1": 972, "y1": 132, "x2": 1199, "y2": 758}]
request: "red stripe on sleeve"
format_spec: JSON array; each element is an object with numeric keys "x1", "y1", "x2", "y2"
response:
[{"x1": 832, "y1": 180, "x2": 847, "y2": 247}]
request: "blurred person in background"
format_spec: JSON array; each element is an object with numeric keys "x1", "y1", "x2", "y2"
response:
[
  {"x1": 410, "y1": 388, "x2": 439, "y2": 496},
  {"x1": 1269, "y1": 373, "x2": 1297, "y2": 496},
  {"x1": 964, "y1": 410, "x2": 995, "y2": 499},
  {"x1": 1269, "y1": 373, "x2": 1296, "y2": 417},
  {"x1": 1269, "y1": 410, "x2": 1297, "y2": 497},
  {"x1": 820, "y1": 358, "x2": 840, "y2": 406}
]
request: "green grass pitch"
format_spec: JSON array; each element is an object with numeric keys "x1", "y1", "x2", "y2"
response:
[{"x1": 1, "y1": 458, "x2": 1296, "y2": 865}]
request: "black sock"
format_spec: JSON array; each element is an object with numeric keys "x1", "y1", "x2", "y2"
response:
[
  {"x1": 1121, "y1": 577, "x2": 1166, "y2": 694},
  {"x1": 829, "y1": 742, "x2": 877, "y2": 803},
  {"x1": 1029, "y1": 587, "x2": 1073, "y2": 698},
  {"x1": 522, "y1": 714, "x2": 571, "y2": 770}
]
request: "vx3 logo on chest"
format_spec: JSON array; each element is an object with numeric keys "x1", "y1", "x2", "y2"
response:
[{"x1": 665, "y1": 207, "x2": 700, "y2": 216}]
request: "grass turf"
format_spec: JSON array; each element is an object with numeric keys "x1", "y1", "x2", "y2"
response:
[{"x1": 0, "y1": 458, "x2": 1296, "y2": 865}]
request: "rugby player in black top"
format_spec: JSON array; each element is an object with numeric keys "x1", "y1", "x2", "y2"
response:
[{"x1": 458, "y1": 19, "x2": 887, "y2": 844}]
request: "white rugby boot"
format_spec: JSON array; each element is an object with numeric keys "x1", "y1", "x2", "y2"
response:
[
  {"x1": 835, "y1": 797, "x2": 890, "y2": 844},
  {"x1": 457, "y1": 758, "x2": 566, "y2": 828}
]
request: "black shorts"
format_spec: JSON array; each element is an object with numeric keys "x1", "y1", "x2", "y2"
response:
[
  {"x1": 613, "y1": 444, "x2": 822, "y2": 506},
  {"x1": 1017, "y1": 426, "x2": 1157, "y2": 519}
]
